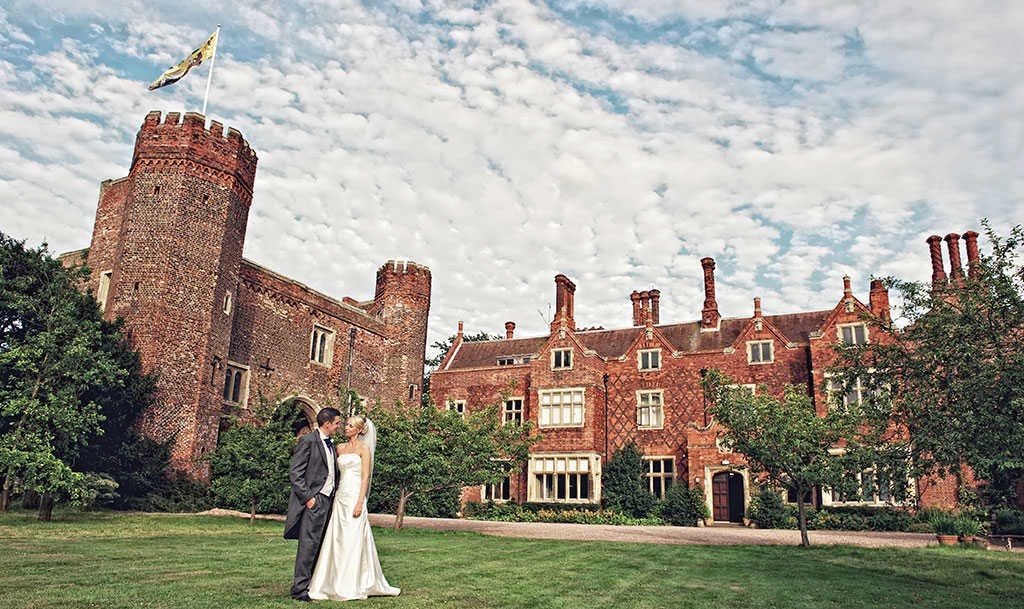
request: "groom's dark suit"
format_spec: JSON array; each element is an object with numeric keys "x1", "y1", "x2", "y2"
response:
[{"x1": 286, "y1": 429, "x2": 337, "y2": 599}]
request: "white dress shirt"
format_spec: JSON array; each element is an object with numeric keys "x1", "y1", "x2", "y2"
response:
[{"x1": 317, "y1": 430, "x2": 336, "y2": 496}]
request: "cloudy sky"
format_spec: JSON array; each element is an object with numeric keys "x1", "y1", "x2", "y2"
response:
[{"x1": 1, "y1": 1, "x2": 1021, "y2": 356}]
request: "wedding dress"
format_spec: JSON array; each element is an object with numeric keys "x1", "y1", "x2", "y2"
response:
[{"x1": 308, "y1": 452, "x2": 400, "y2": 601}]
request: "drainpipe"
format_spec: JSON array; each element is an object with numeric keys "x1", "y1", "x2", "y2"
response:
[
  {"x1": 602, "y1": 373, "x2": 610, "y2": 460},
  {"x1": 700, "y1": 368, "x2": 709, "y2": 427},
  {"x1": 345, "y1": 327, "x2": 357, "y2": 414}
]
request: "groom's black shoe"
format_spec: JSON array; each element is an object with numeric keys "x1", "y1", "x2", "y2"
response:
[{"x1": 292, "y1": 594, "x2": 312, "y2": 602}]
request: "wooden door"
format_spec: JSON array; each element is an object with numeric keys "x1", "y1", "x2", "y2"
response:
[{"x1": 712, "y1": 473, "x2": 730, "y2": 521}]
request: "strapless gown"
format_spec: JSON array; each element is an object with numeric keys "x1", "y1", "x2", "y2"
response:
[{"x1": 308, "y1": 453, "x2": 400, "y2": 601}]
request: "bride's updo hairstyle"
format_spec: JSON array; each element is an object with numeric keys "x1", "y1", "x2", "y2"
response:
[{"x1": 348, "y1": 414, "x2": 369, "y2": 436}]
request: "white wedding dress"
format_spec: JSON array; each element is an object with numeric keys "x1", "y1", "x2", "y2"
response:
[{"x1": 308, "y1": 453, "x2": 401, "y2": 601}]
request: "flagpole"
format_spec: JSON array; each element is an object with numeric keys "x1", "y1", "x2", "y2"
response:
[{"x1": 201, "y1": 25, "x2": 221, "y2": 117}]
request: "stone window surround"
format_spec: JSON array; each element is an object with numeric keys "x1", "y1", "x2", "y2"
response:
[
  {"x1": 502, "y1": 396, "x2": 524, "y2": 425},
  {"x1": 537, "y1": 387, "x2": 585, "y2": 428},
  {"x1": 310, "y1": 324, "x2": 336, "y2": 367},
  {"x1": 97, "y1": 270, "x2": 113, "y2": 312},
  {"x1": 527, "y1": 452, "x2": 602, "y2": 504},
  {"x1": 551, "y1": 347, "x2": 573, "y2": 370},
  {"x1": 636, "y1": 389, "x2": 664, "y2": 429},
  {"x1": 642, "y1": 455, "x2": 675, "y2": 498},
  {"x1": 746, "y1": 340, "x2": 774, "y2": 364},
  {"x1": 637, "y1": 348, "x2": 662, "y2": 371},
  {"x1": 447, "y1": 399, "x2": 466, "y2": 419},
  {"x1": 222, "y1": 360, "x2": 250, "y2": 406},
  {"x1": 837, "y1": 322, "x2": 870, "y2": 346}
]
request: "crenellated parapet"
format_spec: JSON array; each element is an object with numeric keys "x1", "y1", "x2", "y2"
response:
[{"x1": 131, "y1": 111, "x2": 258, "y2": 202}]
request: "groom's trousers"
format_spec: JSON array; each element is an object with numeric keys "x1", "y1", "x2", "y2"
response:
[{"x1": 291, "y1": 492, "x2": 334, "y2": 598}]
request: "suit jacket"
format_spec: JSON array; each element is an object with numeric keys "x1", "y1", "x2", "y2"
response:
[{"x1": 284, "y1": 430, "x2": 334, "y2": 539}]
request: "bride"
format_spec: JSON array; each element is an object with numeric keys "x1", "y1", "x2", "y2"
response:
[{"x1": 308, "y1": 415, "x2": 400, "y2": 601}]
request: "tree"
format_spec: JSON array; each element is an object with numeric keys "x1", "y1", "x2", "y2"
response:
[
  {"x1": 705, "y1": 372, "x2": 897, "y2": 546},
  {"x1": 0, "y1": 233, "x2": 140, "y2": 520},
  {"x1": 833, "y1": 222, "x2": 1024, "y2": 507},
  {"x1": 208, "y1": 398, "x2": 295, "y2": 524},
  {"x1": 369, "y1": 396, "x2": 537, "y2": 530},
  {"x1": 602, "y1": 442, "x2": 656, "y2": 517}
]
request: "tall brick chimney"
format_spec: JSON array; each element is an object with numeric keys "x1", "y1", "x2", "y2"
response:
[
  {"x1": 945, "y1": 233, "x2": 965, "y2": 286},
  {"x1": 630, "y1": 290, "x2": 642, "y2": 326},
  {"x1": 927, "y1": 235, "x2": 947, "y2": 289},
  {"x1": 505, "y1": 321, "x2": 515, "y2": 339},
  {"x1": 700, "y1": 257, "x2": 720, "y2": 330},
  {"x1": 552, "y1": 274, "x2": 576, "y2": 332},
  {"x1": 869, "y1": 279, "x2": 890, "y2": 322},
  {"x1": 753, "y1": 296, "x2": 762, "y2": 317},
  {"x1": 649, "y1": 289, "x2": 660, "y2": 325},
  {"x1": 963, "y1": 230, "x2": 980, "y2": 278}
]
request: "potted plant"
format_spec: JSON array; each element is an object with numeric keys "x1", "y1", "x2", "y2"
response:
[
  {"x1": 954, "y1": 515, "x2": 987, "y2": 548},
  {"x1": 929, "y1": 511, "x2": 959, "y2": 546}
]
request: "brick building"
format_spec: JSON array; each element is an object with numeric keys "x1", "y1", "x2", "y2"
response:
[
  {"x1": 61, "y1": 111, "x2": 431, "y2": 479},
  {"x1": 430, "y1": 240, "x2": 973, "y2": 522}
]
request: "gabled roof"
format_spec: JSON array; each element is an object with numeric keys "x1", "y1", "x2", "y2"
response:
[{"x1": 440, "y1": 310, "x2": 833, "y2": 371}]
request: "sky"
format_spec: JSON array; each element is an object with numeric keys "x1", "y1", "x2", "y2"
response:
[{"x1": 1, "y1": 1, "x2": 1021, "y2": 358}]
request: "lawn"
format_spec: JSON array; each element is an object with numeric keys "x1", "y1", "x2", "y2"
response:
[{"x1": 1, "y1": 510, "x2": 1022, "y2": 609}]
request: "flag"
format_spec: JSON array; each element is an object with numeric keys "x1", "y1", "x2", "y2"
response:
[{"x1": 148, "y1": 29, "x2": 219, "y2": 91}]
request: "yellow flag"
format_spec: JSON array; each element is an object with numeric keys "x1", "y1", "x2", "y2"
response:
[{"x1": 148, "y1": 29, "x2": 219, "y2": 91}]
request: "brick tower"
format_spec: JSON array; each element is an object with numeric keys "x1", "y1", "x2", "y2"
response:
[
  {"x1": 86, "y1": 111, "x2": 257, "y2": 479},
  {"x1": 370, "y1": 260, "x2": 432, "y2": 405}
]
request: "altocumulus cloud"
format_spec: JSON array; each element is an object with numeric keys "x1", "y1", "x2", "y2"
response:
[{"x1": 0, "y1": 0, "x2": 1020, "y2": 354}]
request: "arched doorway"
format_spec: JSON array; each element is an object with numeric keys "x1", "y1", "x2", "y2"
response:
[
  {"x1": 712, "y1": 471, "x2": 745, "y2": 523},
  {"x1": 277, "y1": 397, "x2": 317, "y2": 438}
]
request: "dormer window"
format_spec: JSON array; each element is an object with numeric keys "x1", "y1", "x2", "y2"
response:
[
  {"x1": 552, "y1": 348, "x2": 572, "y2": 370},
  {"x1": 838, "y1": 323, "x2": 868, "y2": 346},
  {"x1": 747, "y1": 340, "x2": 774, "y2": 364},
  {"x1": 638, "y1": 349, "x2": 661, "y2": 371}
]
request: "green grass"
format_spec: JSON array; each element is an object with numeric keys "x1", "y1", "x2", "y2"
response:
[{"x1": 1, "y1": 510, "x2": 1022, "y2": 609}]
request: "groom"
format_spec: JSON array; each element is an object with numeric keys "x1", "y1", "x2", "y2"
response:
[{"x1": 285, "y1": 407, "x2": 342, "y2": 602}]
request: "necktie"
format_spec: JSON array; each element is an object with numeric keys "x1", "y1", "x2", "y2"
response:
[{"x1": 324, "y1": 437, "x2": 333, "y2": 454}]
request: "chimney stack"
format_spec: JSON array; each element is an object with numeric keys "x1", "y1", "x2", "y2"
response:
[
  {"x1": 552, "y1": 274, "x2": 577, "y2": 332},
  {"x1": 963, "y1": 230, "x2": 980, "y2": 278},
  {"x1": 843, "y1": 275, "x2": 853, "y2": 297},
  {"x1": 945, "y1": 233, "x2": 965, "y2": 286},
  {"x1": 505, "y1": 321, "x2": 515, "y2": 339},
  {"x1": 700, "y1": 257, "x2": 720, "y2": 330},
  {"x1": 927, "y1": 235, "x2": 947, "y2": 289},
  {"x1": 869, "y1": 279, "x2": 890, "y2": 322},
  {"x1": 630, "y1": 290, "x2": 642, "y2": 326},
  {"x1": 457, "y1": 320, "x2": 464, "y2": 340},
  {"x1": 753, "y1": 296, "x2": 762, "y2": 318},
  {"x1": 649, "y1": 289, "x2": 660, "y2": 325}
]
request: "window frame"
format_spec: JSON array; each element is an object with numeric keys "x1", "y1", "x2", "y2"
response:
[
  {"x1": 642, "y1": 456, "x2": 675, "y2": 499},
  {"x1": 537, "y1": 387, "x2": 585, "y2": 428},
  {"x1": 502, "y1": 397, "x2": 524, "y2": 426},
  {"x1": 837, "y1": 323, "x2": 869, "y2": 346},
  {"x1": 96, "y1": 270, "x2": 113, "y2": 313},
  {"x1": 528, "y1": 453, "x2": 601, "y2": 504},
  {"x1": 551, "y1": 348, "x2": 573, "y2": 370},
  {"x1": 635, "y1": 389, "x2": 665, "y2": 429},
  {"x1": 746, "y1": 340, "x2": 774, "y2": 364},
  {"x1": 447, "y1": 399, "x2": 466, "y2": 419},
  {"x1": 310, "y1": 324, "x2": 336, "y2": 367},
  {"x1": 222, "y1": 361, "x2": 250, "y2": 406},
  {"x1": 637, "y1": 348, "x2": 662, "y2": 371}
]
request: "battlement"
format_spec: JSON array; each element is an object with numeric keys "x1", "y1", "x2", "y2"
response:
[
  {"x1": 374, "y1": 259, "x2": 431, "y2": 306},
  {"x1": 377, "y1": 259, "x2": 431, "y2": 277},
  {"x1": 131, "y1": 111, "x2": 258, "y2": 197}
]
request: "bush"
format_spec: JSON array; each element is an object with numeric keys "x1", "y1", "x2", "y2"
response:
[
  {"x1": 658, "y1": 484, "x2": 709, "y2": 527},
  {"x1": 747, "y1": 487, "x2": 792, "y2": 529},
  {"x1": 992, "y1": 508, "x2": 1024, "y2": 535},
  {"x1": 602, "y1": 443, "x2": 656, "y2": 518},
  {"x1": 464, "y1": 501, "x2": 662, "y2": 525},
  {"x1": 865, "y1": 508, "x2": 913, "y2": 532},
  {"x1": 908, "y1": 522, "x2": 935, "y2": 534},
  {"x1": 523, "y1": 502, "x2": 601, "y2": 513},
  {"x1": 954, "y1": 515, "x2": 983, "y2": 538},
  {"x1": 126, "y1": 473, "x2": 214, "y2": 513},
  {"x1": 928, "y1": 510, "x2": 958, "y2": 535}
]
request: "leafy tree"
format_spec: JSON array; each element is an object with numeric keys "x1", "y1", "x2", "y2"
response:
[
  {"x1": 0, "y1": 233, "x2": 139, "y2": 520},
  {"x1": 369, "y1": 396, "x2": 537, "y2": 530},
  {"x1": 832, "y1": 222, "x2": 1024, "y2": 507},
  {"x1": 208, "y1": 397, "x2": 295, "y2": 524},
  {"x1": 705, "y1": 372, "x2": 897, "y2": 546},
  {"x1": 602, "y1": 442, "x2": 656, "y2": 517}
]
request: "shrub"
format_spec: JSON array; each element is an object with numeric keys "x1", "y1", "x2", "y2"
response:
[
  {"x1": 602, "y1": 443, "x2": 656, "y2": 518},
  {"x1": 126, "y1": 473, "x2": 214, "y2": 513},
  {"x1": 908, "y1": 522, "x2": 935, "y2": 534},
  {"x1": 954, "y1": 515, "x2": 983, "y2": 538},
  {"x1": 865, "y1": 508, "x2": 913, "y2": 532},
  {"x1": 658, "y1": 484, "x2": 710, "y2": 527},
  {"x1": 368, "y1": 486, "x2": 460, "y2": 518},
  {"x1": 928, "y1": 510, "x2": 958, "y2": 535},
  {"x1": 993, "y1": 508, "x2": 1024, "y2": 535},
  {"x1": 464, "y1": 501, "x2": 662, "y2": 525},
  {"x1": 747, "y1": 487, "x2": 793, "y2": 529}
]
